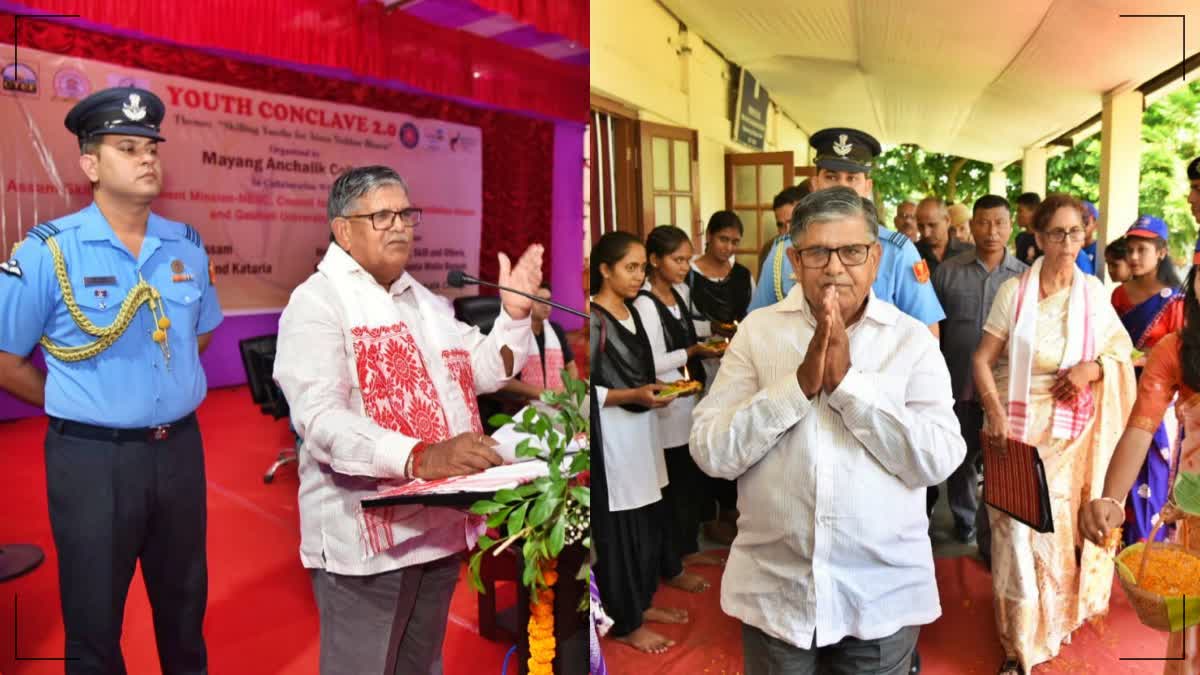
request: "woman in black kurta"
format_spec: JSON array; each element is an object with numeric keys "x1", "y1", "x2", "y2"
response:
[
  {"x1": 685, "y1": 211, "x2": 753, "y2": 544},
  {"x1": 590, "y1": 231, "x2": 686, "y2": 655}
]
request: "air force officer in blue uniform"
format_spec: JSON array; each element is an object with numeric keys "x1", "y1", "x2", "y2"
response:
[{"x1": 0, "y1": 87, "x2": 221, "y2": 674}]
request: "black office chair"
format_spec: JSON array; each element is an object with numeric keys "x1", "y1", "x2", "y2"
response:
[
  {"x1": 238, "y1": 335, "x2": 297, "y2": 483},
  {"x1": 453, "y1": 295, "x2": 501, "y2": 334},
  {"x1": 0, "y1": 544, "x2": 43, "y2": 582}
]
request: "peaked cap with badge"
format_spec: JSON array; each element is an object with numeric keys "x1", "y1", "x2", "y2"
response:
[
  {"x1": 64, "y1": 86, "x2": 166, "y2": 147},
  {"x1": 810, "y1": 127, "x2": 882, "y2": 174}
]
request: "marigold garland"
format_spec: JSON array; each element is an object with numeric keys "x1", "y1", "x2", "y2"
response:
[
  {"x1": 1123, "y1": 548, "x2": 1200, "y2": 596},
  {"x1": 527, "y1": 558, "x2": 558, "y2": 674}
]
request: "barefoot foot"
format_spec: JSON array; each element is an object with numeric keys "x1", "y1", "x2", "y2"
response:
[
  {"x1": 643, "y1": 606, "x2": 689, "y2": 624},
  {"x1": 613, "y1": 626, "x2": 675, "y2": 654},
  {"x1": 665, "y1": 570, "x2": 711, "y2": 593}
]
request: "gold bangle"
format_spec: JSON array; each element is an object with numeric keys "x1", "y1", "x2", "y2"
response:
[{"x1": 1097, "y1": 496, "x2": 1123, "y2": 511}]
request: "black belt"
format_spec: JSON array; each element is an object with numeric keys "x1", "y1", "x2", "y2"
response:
[{"x1": 48, "y1": 412, "x2": 197, "y2": 443}]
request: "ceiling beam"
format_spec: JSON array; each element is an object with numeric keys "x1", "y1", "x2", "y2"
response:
[{"x1": 1046, "y1": 49, "x2": 1200, "y2": 149}]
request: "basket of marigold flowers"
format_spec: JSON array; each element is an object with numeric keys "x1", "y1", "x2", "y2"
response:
[{"x1": 1112, "y1": 502, "x2": 1200, "y2": 632}]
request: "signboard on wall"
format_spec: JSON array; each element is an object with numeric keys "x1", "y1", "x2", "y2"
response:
[{"x1": 733, "y1": 68, "x2": 769, "y2": 150}]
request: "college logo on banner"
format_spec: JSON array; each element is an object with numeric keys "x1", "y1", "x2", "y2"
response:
[
  {"x1": 2, "y1": 62, "x2": 39, "y2": 95},
  {"x1": 53, "y1": 67, "x2": 91, "y2": 101},
  {"x1": 424, "y1": 126, "x2": 447, "y2": 152},
  {"x1": 399, "y1": 122, "x2": 420, "y2": 149},
  {"x1": 450, "y1": 132, "x2": 477, "y2": 153},
  {"x1": 106, "y1": 73, "x2": 152, "y2": 90}
]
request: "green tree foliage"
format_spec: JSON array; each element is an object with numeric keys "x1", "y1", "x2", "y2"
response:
[
  {"x1": 872, "y1": 144, "x2": 992, "y2": 208},
  {"x1": 878, "y1": 81, "x2": 1200, "y2": 260}
]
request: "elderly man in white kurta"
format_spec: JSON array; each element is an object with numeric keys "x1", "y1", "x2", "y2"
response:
[
  {"x1": 691, "y1": 186, "x2": 965, "y2": 675},
  {"x1": 274, "y1": 165, "x2": 543, "y2": 675}
]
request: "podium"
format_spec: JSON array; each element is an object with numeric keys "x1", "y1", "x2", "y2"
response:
[
  {"x1": 513, "y1": 542, "x2": 588, "y2": 675},
  {"x1": 363, "y1": 480, "x2": 589, "y2": 674}
]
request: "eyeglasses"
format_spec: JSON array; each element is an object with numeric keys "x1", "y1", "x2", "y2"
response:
[
  {"x1": 795, "y1": 244, "x2": 872, "y2": 269},
  {"x1": 343, "y1": 208, "x2": 423, "y2": 230},
  {"x1": 1042, "y1": 227, "x2": 1086, "y2": 243}
]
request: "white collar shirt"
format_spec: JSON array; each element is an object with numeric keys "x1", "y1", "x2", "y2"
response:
[{"x1": 690, "y1": 286, "x2": 966, "y2": 648}]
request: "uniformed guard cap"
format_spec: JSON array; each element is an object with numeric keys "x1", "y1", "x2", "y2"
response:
[
  {"x1": 810, "y1": 127, "x2": 882, "y2": 174},
  {"x1": 64, "y1": 86, "x2": 166, "y2": 145}
]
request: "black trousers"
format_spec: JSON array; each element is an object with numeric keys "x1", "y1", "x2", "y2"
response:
[
  {"x1": 44, "y1": 421, "x2": 209, "y2": 675},
  {"x1": 592, "y1": 498, "x2": 683, "y2": 637},
  {"x1": 661, "y1": 445, "x2": 709, "y2": 558},
  {"x1": 952, "y1": 402, "x2": 992, "y2": 561}
]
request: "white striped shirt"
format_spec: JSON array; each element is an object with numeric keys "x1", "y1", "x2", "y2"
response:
[{"x1": 690, "y1": 287, "x2": 965, "y2": 648}]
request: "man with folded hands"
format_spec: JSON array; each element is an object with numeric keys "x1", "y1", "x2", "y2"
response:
[{"x1": 691, "y1": 186, "x2": 965, "y2": 675}]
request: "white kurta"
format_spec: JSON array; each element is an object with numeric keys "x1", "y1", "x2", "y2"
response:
[
  {"x1": 275, "y1": 245, "x2": 531, "y2": 575},
  {"x1": 594, "y1": 384, "x2": 669, "y2": 511},
  {"x1": 632, "y1": 284, "x2": 697, "y2": 450}
]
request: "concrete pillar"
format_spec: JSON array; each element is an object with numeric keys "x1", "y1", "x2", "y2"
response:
[
  {"x1": 1021, "y1": 147, "x2": 1048, "y2": 198},
  {"x1": 988, "y1": 168, "x2": 1007, "y2": 197},
  {"x1": 1097, "y1": 88, "x2": 1144, "y2": 260}
]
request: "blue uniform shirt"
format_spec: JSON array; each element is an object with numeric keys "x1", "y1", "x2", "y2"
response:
[
  {"x1": 748, "y1": 228, "x2": 946, "y2": 325},
  {"x1": 0, "y1": 202, "x2": 223, "y2": 427},
  {"x1": 1076, "y1": 241, "x2": 1097, "y2": 275}
]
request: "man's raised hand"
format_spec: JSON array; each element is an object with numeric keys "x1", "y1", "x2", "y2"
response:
[{"x1": 498, "y1": 244, "x2": 545, "y2": 320}]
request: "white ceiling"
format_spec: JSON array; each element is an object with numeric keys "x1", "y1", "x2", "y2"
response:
[{"x1": 657, "y1": 0, "x2": 1200, "y2": 164}]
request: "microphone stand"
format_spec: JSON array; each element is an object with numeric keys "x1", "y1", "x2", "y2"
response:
[{"x1": 449, "y1": 274, "x2": 587, "y2": 319}]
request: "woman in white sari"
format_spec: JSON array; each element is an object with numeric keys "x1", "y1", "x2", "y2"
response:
[{"x1": 972, "y1": 194, "x2": 1137, "y2": 674}]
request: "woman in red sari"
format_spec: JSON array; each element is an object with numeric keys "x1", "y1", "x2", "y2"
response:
[{"x1": 1110, "y1": 216, "x2": 1184, "y2": 543}]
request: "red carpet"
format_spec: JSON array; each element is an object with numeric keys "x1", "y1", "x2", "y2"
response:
[
  {"x1": 601, "y1": 549, "x2": 1171, "y2": 674},
  {"x1": 0, "y1": 387, "x2": 515, "y2": 675}
]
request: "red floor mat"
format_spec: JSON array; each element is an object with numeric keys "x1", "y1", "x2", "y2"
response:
[
  {"x1": 0, "y1": 387, "x2": 515, "y2": 674},
  {"x1": 601, "y1": 549, "x2": 1170, "y2": 674}
]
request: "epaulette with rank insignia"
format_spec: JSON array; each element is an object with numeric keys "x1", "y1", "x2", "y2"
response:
[
  {"x1": 25, "y1": 221, "x2": 61, "y2": 244},
  {"x1": 885, "y1": 230, "x2": 908, "y2": 248},
  {"x1": 182, "y1": 224, "x2": 204, "y2": 249}
]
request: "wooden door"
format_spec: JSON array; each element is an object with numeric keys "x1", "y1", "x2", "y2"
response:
[
  {"x1": 725, "y1": 151, "x2": 795, "y2": 276},
  {"x1": 638, "y1": 120, "x2": 700, "y2": 241}
]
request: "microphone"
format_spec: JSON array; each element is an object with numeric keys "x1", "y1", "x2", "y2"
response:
[{"x1": 447, "y1": 270, "x2": 587, "y2": 319}]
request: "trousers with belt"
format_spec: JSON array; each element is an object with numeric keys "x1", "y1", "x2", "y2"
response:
[{"x1": 44, "y1": 414, "x2": 208, "y2": 675}]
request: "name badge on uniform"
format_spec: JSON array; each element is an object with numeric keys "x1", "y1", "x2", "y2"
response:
[{"x1": 83, "y1": 275, "x2": 117, "y2": 287}]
